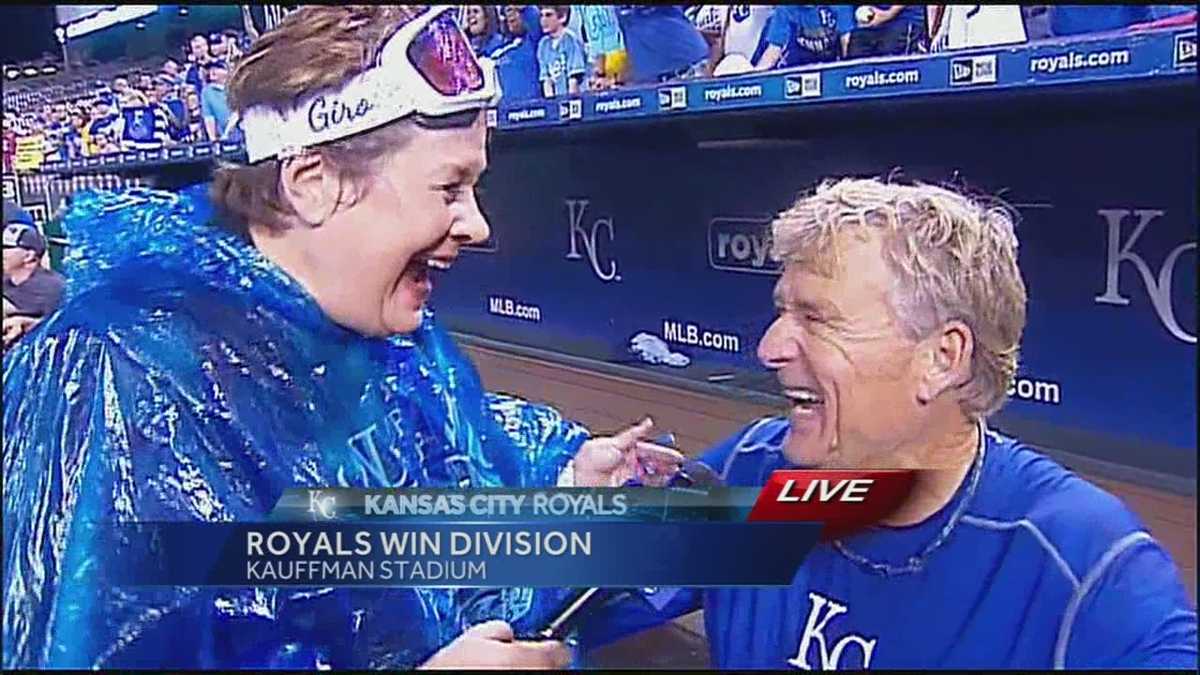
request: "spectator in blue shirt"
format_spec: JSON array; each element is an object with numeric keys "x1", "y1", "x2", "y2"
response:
[
  {"x1": 758, "y1": 5, "x2": 854, "y2": 70},
  {"x1": 86, "y1": 96, "x2": 122, "y2": 156},
  {"x1": 615, "y1": 5, "x2": 709, "y2": 84},
  {"x1": 492, "y1": 6, "x2": 542, "y2": 102},
  {"x1": 1049, "y1": 5, "x2": 1153, "y2": 36},
  {"x1": 500, "y1": 5, "x2": 544, "y2": 48},
  {"x1": 846, "y1": 4, "x2": 928, "y2": 58},
  {"x1": 63, "y1": 113, "x2": 85, "y2": 160},
  {"x1": 579, "y1": 4, "x2": 626, "y2": 89},
  {"x1": 201, "y1": 60, "x2": 232, "y2": 142},
  {"x1": 465, "y1": 5, "x2": 505, "y2": 57},
  {"x1": 537, "y1": 6, "x2": 587, "y2": 97},
  {"x1": 184, "y1": 34, "x2": 210, "y2": 95},
  {"x1": 154, "y1": 74, "x2": 187, "y2": 143}
]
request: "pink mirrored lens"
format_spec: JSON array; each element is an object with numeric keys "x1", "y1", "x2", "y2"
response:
[{"x1": 407, "y1": 12, "x2": 486, "y2": 97}]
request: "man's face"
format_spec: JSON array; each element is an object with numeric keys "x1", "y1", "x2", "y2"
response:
[
  {"x1": 504, "y1": 6, "x2": 526, "y2": 35},
  {"x1": 2, "y1": 246, "x2": 34, "y2": 278},
  {"x1": 209, "y1": 65, "x2": 228, "y2": 85},
  {"x1": 275, "y1": 116, "x2": 491, "y2": 336},
  {"x1": 164, "y1": 60, "x2": 180, "y2": 75},
  {"x1": 191, "y1": 36, "x2": 209, "y2": 58},
  {"x1": 540, "y1": 8, "x2": 562, "y2": 33},
  {"x1": 113, "y1": 78, "x2": 128, "y2": 93},
  {"x1": 759, "y1": 232, "x2": 926, "y2": 469}
]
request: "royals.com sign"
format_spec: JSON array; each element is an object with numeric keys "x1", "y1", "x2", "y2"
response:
[{"x1": 708, "y1": 217, "x2": 780, "y2": 275}]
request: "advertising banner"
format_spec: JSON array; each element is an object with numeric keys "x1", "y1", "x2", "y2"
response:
[{"x1": 433, "y1": 113, "x2": 1196, "y2": 481}]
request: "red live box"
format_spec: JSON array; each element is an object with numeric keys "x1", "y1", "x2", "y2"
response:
[{"x1": 747, "y1": 471, "x2": 916, "y2": 540}]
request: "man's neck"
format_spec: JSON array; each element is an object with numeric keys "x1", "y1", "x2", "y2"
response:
[
  {"x1": 877, "y1": 418, "x2": 980, "y2": 527},
  {"x1": 550, "y1": 27, "x2": 564, "y2": 39},
  {"x1": 6, "y1": 265, "x2": 37, "y2": 286}
]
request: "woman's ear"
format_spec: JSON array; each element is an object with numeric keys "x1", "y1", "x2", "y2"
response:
[{"x1": 278, "y1": 153, "x2": 340, "y2": 227}]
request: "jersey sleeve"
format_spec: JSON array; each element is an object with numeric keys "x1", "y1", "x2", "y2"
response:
[
  {"x1": 764, "y1": 6, "x2": 798, "y2": 48},
  {"x1": 575, "y1": 588, "x2": 704, "y2": 652},
  {"x1": 1062, "y1": 534, "x2": 1198, "y2": 669},
  {"x1": 697, "y1": 417, "x2": 789, "y2": 486}
]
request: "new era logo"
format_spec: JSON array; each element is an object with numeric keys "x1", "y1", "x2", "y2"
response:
[
  {"x1": 485, "y1": 109, "x2": 498, "y2": 128},
  {"x1": 657, "y1": 86, "x2": 688, "y2": 111},
  {"x1": 1176, "y1": 33, "x2": 1196, "y2": 68},
  {"x1": 950, "y1": 55, "x2": 997, "y2": 86},
  {"x1": 558, "y1": 99, "x2": 582, "y2": 121},
  {"x1": 784, "y1": 72, "x2": 822, "y2": 99}
]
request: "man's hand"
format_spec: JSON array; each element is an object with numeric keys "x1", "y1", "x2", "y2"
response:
[
  {"x1": 573, "y1": 418, "x2": 686, "y2": 487},
  {"x1": 2, "y1": 315, "x2": 39, "y2": 349},
  {"x1": 863, "y1": 5, "x2": 905, "y2": 28},
  {"x1": 419, "y1": 620, "x2": 571, "y2": 670}
]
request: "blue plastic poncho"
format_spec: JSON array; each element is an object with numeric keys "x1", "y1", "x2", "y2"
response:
[{"x1": 2, "y1": 186, "x2": 594, "y2": 669}]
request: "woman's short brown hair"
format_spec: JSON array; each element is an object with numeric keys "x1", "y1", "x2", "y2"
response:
[{"x1": 211, "y1": 5, "x2": 477, "y2": 235}]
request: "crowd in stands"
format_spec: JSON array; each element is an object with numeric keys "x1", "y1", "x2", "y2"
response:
[
  {"x1": 2, "y1": 28, "x2": 249, "y2": 168},
  {"x1": 466, "y1": 4, "x2": 1196, "y2": 98},
  {"x1": 3, "y1": 4, "x2": 1197, "y2": 172}
]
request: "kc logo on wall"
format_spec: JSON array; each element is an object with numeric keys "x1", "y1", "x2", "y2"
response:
[
  {"x1": 565, "y1": 198, "x2": 619, "y2": 282},
  {"x1": 1094, "y1": 208, "x2": 1196, "y2": 344}
]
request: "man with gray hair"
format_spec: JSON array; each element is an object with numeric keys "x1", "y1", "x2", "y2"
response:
[{"x1": 675, "y1": 177, "x2": 1197, "y2": 669}]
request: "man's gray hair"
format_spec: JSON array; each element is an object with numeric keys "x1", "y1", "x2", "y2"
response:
[{"x1": 770, "y1": 177, "x2": 1028, "y2": 419}]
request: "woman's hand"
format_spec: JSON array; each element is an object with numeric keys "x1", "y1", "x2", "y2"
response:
[
  {"x1": 573, "y1": 418, "x2": 686, "y2": 487},
  {"x1": 419, "y1": 620, "x2": 571, "y2": 670}
]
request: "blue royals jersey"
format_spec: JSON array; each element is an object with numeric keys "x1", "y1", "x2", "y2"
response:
[{"x1": 691, "y1": 418, "x2": 1198, "y2": 669}]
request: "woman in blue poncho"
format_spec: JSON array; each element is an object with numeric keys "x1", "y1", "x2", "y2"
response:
[{"x1": 2, "y1": 5, "x2": 681, "y2": 669}]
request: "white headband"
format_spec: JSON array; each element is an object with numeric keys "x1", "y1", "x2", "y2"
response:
[{"x1": 240, "y1": 5, "x2": 500, "y2": 164}]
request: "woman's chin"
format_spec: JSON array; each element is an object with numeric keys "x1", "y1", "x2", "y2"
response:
[{"x1": 381, "y1": 296, "x2": 426, "y2": 335}]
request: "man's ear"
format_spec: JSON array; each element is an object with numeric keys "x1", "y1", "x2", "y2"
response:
[
  {"x1": 916, "y1": 319, "x2": 974, "y2": 405},
  {"x1": 279, "y1": 153, "x2": 341, "y2": 227}
]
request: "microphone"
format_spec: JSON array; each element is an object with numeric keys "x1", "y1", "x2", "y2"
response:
[{"x1": 533, "y1": 433, "x2": 723, "y2": 641}]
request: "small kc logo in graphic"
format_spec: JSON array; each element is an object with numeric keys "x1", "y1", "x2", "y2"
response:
[{"x1": 308, "y1": 489, "x2": 337, "y2": 520}]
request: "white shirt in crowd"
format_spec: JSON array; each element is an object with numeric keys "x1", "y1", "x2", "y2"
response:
[
  {"x1": 931, "y1": 5, "x2": 1028, "y2": 51},
  {"x1": 722, "y1": 5, "x2": 775, "y2": 62}
]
